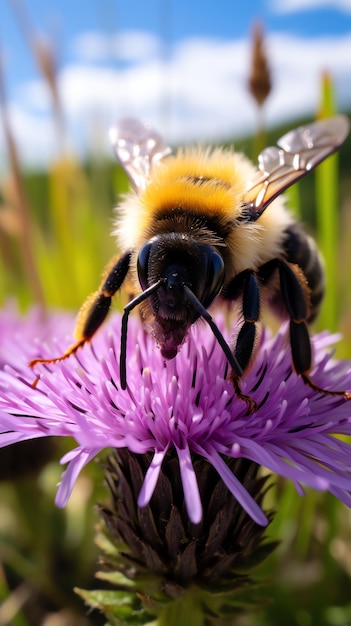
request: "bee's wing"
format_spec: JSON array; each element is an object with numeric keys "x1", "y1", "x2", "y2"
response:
[
  {"x1": 242, "y1": 115, "x2": 350, "y2": 220},
  {"x1": 109, "y1": 118, "x2": 172, "y2": 192}
]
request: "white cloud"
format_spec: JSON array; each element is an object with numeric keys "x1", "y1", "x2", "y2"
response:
[
  {"x1": 0, "y1": 104, "x2": 57, "y2": 169},
  {"x1": 270, "y1": 0, "x2": 351, "y2": 13},
  {"x1": 2, "y1": 30, "x2": 351, "y2": 167},
  {"x1": 266, "y1": 32, "x2": 351, "y2": 119},
  {"x1": 72, "y1": 30, "x2": 161, "y2": 63}
]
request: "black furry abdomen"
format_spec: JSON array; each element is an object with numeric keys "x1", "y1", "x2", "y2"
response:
[{"x1": 281, "y1": 222, "x2": 325, "y2": 323}]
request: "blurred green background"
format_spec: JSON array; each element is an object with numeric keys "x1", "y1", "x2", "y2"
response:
[{"x1": 1, "y1": 2, "x2": 351, "y2": 625}]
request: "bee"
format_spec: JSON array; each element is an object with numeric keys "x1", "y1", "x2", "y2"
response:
[{"x1": 30, "y1": 115, "x2": 351, "y2": 410}]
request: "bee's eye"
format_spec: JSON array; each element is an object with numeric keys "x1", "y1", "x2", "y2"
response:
[
  {"x1": 202, "y1": 250, "x2": 225, "y2": 308},
  {"x1": 137, "y1": 241, "x2": 153, "y2": 291}
]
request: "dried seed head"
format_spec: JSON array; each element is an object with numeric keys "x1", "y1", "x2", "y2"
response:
[{"x1": 248, "y1": 22, "x2": 272, "y2": 107}]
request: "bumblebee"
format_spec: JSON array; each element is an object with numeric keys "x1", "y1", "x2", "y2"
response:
[{"x1": 30, "y1": 115, "x2": 350, "y2": 409}]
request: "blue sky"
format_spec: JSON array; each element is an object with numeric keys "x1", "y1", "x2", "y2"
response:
[{"x1": 0, "y1": 0, "x2": 350, "y2": 166}]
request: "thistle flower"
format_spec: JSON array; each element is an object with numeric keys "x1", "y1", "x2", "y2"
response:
[
  {"x1": 1, "y1": 304, "x2": 351, "y2": 529},
  {"x1": 2, "y1": 304, "x2": 351, "y2": 622},
  {"x1": 0, "y1": 303, "x2": 74, "y2": 368},
  {"x1": 0, "y1": 305, "x2": 75, "y2": 479}
]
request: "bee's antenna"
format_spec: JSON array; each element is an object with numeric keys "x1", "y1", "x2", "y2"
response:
[
  {"x1": 120, "y1": 279, "x2": 165, "y2": 389},
  {"x1": 183, "y1": 285, "x2": 243, "y2": 378}
]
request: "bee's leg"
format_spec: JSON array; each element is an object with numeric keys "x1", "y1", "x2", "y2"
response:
[
  {"x1": 233, "y1": 271, "x2": 261, "y2": 372},
  {"x1": 224, "y1": 270, "x2": 261, "y2": 412},
  {"x1": 260, "y1": 258, "x2": 351, "y2": 400},
  {"x1": 29, "y1": 251, "x2": 132, "y2": 368}
]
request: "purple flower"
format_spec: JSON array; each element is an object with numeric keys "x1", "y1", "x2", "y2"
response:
[{"x1": 1, "y1": 304, "x2": 351, "y2": 526}]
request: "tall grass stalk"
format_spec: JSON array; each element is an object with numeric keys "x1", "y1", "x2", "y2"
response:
[
  {"x1": 0, "y1": 58, "x2": 45, "y2": 309},
  {"x1": 10, "y1": 0, "x2": 65, "y2": 151},
  {"x1": 315, "y1": 72, "x2": 339, "y2": 331}
]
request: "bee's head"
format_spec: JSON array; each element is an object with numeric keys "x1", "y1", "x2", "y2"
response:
[
  {"x1": 136, "y1": 234, "x2": 225, "y2": 358},
  {"x1": 137, "y1": 234, "x2": 224, "y2": 315},
  {"x1": 119, "y1": 233, "x2": 242, "y2": 388}
]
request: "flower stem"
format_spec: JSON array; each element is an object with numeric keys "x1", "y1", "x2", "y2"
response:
[{"x1": 157, "y1": 588, "x2": 206, "y2": 626}]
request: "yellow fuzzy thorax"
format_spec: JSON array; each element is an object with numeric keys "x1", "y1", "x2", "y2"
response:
[
  {"x1": 139, "y1": 146, "x2": 256, "y2": 228},
  {"x1": 115, "y1": 144, "x2": 292, "y2": 272}
]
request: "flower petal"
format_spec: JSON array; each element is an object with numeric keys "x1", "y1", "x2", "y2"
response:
[
  {"x1": 138, "y1": 448, "x2": 168, "y2": 507},
  {"x1": 55, "y1": 448, "x2": 99, "y2": 507},
  {"x1": 198, "y1": 443, "x2": 269, "y2": 526},
  {"x1": 176, "y1": 443, "x2": 203, "y2": 524}
]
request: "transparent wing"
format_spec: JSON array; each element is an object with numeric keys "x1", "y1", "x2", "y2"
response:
[
  {"x1": 109, "y1": 118, "x2": 172, "y2": 192},
  {"x1": 242, "y1": 115, "x2": 350, "y2": 220}
]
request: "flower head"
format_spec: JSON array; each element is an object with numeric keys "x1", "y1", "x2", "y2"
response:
[{"x1": 1, "y1": 305, "x2": 351, "y2": 526}]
